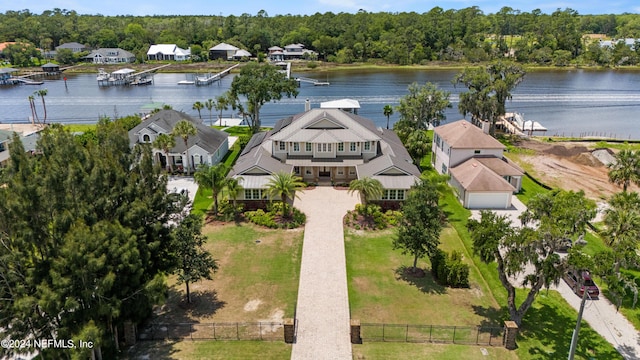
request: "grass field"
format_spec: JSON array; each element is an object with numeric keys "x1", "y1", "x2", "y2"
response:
[
  {"x1": 345, "y1": 228, "x2": 501, "y2": 326},
  {"x1": 125, "y1": 222, "x2": 302, "y2": 359}
]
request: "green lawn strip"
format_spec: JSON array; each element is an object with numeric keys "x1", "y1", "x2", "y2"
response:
[
  {"x1": 345, "y1": 227, "x2": 501, "y2": 327},
  {"x1": 222, "y1": 143, "x2": 241, "y2": 169},
  {"x1": 440, "y1": 188, "x2": 508, "y2": 306},
  {"x1": 352, "y1": 342, "x2": 519, "y2": 360},
  {"x1": 516, "y1": 173, "x2": 552, "y2": 205},
  {"x1": 176, "y1": 341, "x2": 292, "y2": 360},
  {"x1": 63, "y1": 123, "x2": 97, "y2": 132},
  {"x1": 191, "y1": 186, "x2": 213, "y2": 217},
  {"x1": 204, "y1": 223, "x2": 303, "y2": 320},
  {"x1": 515, "y1": 290, "x2": 623, "y2": 360},
  {"x1": 124, "y1": 340, "x2": 292, "y2": 360}
]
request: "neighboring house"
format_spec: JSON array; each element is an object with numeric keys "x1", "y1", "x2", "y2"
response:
[
  {"x1": 600, "y1": 38, "x2": 640, "y2": 50},
  {"x1": 233, "y1": 49, "x2": 252, "y2": 60},
  {"x1": 267, "y1": 44, "x2": 317, "y2": 61},
  {"x1": 209, "y1": 43, "x2": 239, "y2": 60},
  {"x1": 432, "y1": 120, "x2": 523, "y2": 209},
  {"x1": 128, "y1": 109, "x2": 229, "y2": 171},
  {"x1": 147, "y1": 44, "x2": 191, "y2": 61},
  {"x1": 56, "y1": 42, "x2": 87, "y2": 53},
  {"x1": 85, "y1": 48, "x2": 136, "y2": 64},
  {"x1": 268, "y1": 46, "x2": 284, "y2": 61},
  {"x1": 0, "y1": 129, "x2": 40, "y2": 167},
  {"x1": 229, "y1": 107, "x2": 420, "y2": 209}
]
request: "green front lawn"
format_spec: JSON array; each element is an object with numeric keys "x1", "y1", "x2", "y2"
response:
[{"x1": 346, "y1": 226, "x2": 501, "y2": 326}]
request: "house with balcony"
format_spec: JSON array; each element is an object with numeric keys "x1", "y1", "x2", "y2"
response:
[
  {"x1": 85, "y1": 48, "x2": 135, "y2": 64},
  {"x1": 432, "y1": 120, "x2": 523, "y2": 209},
  {"x1": 128, "y1": 110, "x2": 228, "y2": 172},
  {"x1": 147, "y1": 44, "x2": 190, "y2": 61},
  {"x1": 229, "y1": 107, "x2": 420, "y2": 209}
]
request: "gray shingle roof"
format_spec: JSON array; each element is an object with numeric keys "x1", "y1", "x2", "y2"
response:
[{"x1": 128, "y1": 109, "x2": 228, "y2": 154}]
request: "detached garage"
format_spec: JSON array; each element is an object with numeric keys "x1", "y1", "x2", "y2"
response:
[{"x1": 449, "y1": 159, "x2": 516, "y2": 209}]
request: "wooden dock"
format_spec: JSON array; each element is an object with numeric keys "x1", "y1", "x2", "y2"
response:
[
  {"x1": 98, "y1": 64, "x2": 172, "y2": 86},
  {"x1": 296, "y1": 76, "x2": 330, "y2": 86},
  {"x1": 193, "y1": 64, "x2": 239, "y2": 85}
]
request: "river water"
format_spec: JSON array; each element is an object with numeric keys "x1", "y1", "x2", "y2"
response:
[{"x1": 1, "y1": 68, "x2": 639, "y2": 139}]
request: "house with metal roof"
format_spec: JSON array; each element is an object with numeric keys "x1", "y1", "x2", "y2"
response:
[
  {"x1": 432, "y1": 120, "x2": 523, "y2": 209},
  {"x1": 147, "y1": 44, "x2": 191, "y2": 61},
  {"x1": 128, "y1": 109, "x2": 229, "y2": 172},
  {"x1": 209, "y1": 43, "x2": 239, "y2": 60},
  {"x1": 55, "y1": 42, "x2": 87, "y2": 53},
  {"x1": 229, "y1": 108, "x2": 420, "y2": 209}
]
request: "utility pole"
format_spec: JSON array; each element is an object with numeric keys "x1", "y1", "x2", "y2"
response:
[{"x1": 568, "y1": 286, "x2": 589, "y2": 360}]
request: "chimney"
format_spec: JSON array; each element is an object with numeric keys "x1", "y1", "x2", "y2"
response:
[{"x1": 305, "y1": 98, "x2": 310, "y2": 112}]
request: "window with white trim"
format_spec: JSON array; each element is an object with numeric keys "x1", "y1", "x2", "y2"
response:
[
  {"x1": 142, "y1": 134, "x2": 151, "y2": 143},
  {"x1": 306, "y1": 143, "x2": 312, "y2": 152},
  {"x1": 364, "y1": 141, "x2": 370, "y2": 151},
  {"x1": 293, "y1": 142, "x2": 300, "y2": 152},
  {"x1": 382, "y1": 189, "x2": 405, "y2": 200},
  {"x1": 279, "y1": 142, "x2": 285, "y2": 151},
  {"x1": 350, "y1": 142, "x2": 356, "y2": 151},
  {"x1": 338, "y1": 142, "x2": 344, "y2": 151},
  {"x1": 245, "y1": 189, "x2": 263, "y2": 200}
]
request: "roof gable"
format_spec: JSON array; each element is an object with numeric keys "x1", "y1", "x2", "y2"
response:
[
  {"x1": 450, "y1": 159, "x2": 515, "y2": 192},
  {"x1": 304, "y1": 117, "x2": 346, "y2": 130},
  {"x1": 434, "y1": 120, "x2": 505, "y2": 150}
]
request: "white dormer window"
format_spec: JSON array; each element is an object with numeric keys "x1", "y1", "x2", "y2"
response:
[{"x1": 143, "y1": 134, "x2": 151, "y2": 143}]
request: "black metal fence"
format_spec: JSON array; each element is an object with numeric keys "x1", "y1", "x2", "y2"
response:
[
  {"x1": 360, "y1": 323, "x2": 503, "y2": 345},
  {"x1": 137, "y1": 322, "x2": 284, "y2": 341}
]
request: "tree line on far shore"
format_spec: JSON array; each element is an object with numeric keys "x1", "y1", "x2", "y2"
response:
[{"x1": 2, "y1": 7, "x2": 640, "y2": 67}]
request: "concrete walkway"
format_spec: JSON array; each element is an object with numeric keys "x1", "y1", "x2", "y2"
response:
[{"x1": 291, "y1": 187, "x2": 360, "y2": 360}]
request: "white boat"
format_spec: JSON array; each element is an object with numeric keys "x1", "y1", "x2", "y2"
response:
[
  {"x1": 178, "y1": 80, "x2": 195, "y2": 85},
  {"x1": 96, "y1": 68, "x2": 109, "y2": 81}
]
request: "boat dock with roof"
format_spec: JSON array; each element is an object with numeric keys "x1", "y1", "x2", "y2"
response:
[{"x1": 97, "y1": 64, "x2": 171, "y2": 86}]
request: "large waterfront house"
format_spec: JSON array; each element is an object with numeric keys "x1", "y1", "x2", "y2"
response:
[
  {"x1": 432, "y1": 120, "x2": 523, "y2": 209},
  {"x1": 147, "y1": 44, "x2": 191, "y2": 61},
  {"x1": 128, "y1": 110, "x2": 229, "y2": 172},
  {"x1": 268, "y1": 44, "x2": 317, "y2": 61},
  {"x1": 85, "y1": 48, "x2": 136, "y2": 64},
  {"x1": 208, "y1": 43, "x2": 251, "y2": 60},
  {"x1": 228, "y1": 108, "x2": 420, "y2": 209}
]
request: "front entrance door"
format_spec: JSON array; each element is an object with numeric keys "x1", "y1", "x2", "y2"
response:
[{"x1": 319, "y1": 167, "x2": 331, "y2": 177}]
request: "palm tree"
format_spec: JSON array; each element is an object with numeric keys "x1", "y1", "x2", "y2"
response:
[
  {"x1": 171, "y1": 120, "x2": 197, "y2": 173},
  {"x1": 225, "y1": 177, "x2": 244, "y2": 214},
  {"x1": 153, "y1": 133, "x2": 176, "y2": 172},
  {"x1": 194, "y1": 163, "x2": 229, "y2": 216},
  {"x1": 266, "y1": 172, "x2": 305, "y2": 218},
  {"x1": 214, "y1": 94, "x2": 230, "y2": 126},
  {"x1": 348, "y1": 177, "x2": 383, "y2": 207},
  {"x1": 27, "y1": 95, "x2": 38, "y2": 124},
  {"x1": 608, "y1": 149, "x2": 640, "y2": 192},
  {"x1": 204, "y1": 98, "x2": 215, "y2": 126},
  {"x1": 193, "y1": 101, "x2": 204, "y2": 119},
  {"x1": 35, "y1": 89, "x2": 48, "y2": 124},
  {"x1": 383, "y1": 104, "x2": 393, "y2": 129}
]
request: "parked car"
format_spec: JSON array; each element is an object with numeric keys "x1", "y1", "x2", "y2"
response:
[{"x1": 563, "y1": 269, "x2": 599, "y2": 298}]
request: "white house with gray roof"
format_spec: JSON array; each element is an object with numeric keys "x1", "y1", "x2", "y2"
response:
[
  {"x1": 432, "y1": 120, "x2": 523, "y2": 209},
  {"x1": 147, "y1": 44, "x2": 190, "y2": 61},
  {"x1": 128, "y1": 110, "x2": 228, "y2": 172},
  {"x1": 229, "y1": 108, "x2": 420, "y2": 208},
  {"x1": 85, "y1": 48, "x2": 135, "y2": 64}
]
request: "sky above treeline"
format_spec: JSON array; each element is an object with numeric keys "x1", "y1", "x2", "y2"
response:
[{"x1": 2, "y1": 0, "x2": 638, "y2": 16}]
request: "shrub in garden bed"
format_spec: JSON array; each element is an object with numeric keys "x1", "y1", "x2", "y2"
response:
[
  {"x1": 430, "y1": 249, "x2": 470, "y2": 288},
  {"x1": 245, "y1": 202, "x2": 306, "y2": 229},
  {"x1": 344, "y1": 204, "x2": 401, "y2": 230}
]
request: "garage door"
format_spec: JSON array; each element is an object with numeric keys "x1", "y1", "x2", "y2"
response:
[{"x1": 466, "y1": 192, "x2": 511, "y2": 209}]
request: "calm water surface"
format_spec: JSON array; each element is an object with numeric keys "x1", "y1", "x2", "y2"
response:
[{"x1": 1, "y1": 68, "x2": 639, "y2": 138}]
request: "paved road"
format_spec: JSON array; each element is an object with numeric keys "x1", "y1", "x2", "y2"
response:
[
  {"x1": 290, "y1": 187, "x2": 359, "y2": 360},
  {"x1": 473, "y1": 198, "x2": 640, "y2": 359}
]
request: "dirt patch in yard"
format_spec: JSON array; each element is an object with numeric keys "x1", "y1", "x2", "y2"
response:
[{"x1": 511, "y1": 139, "x2": 634, "y2": 200}]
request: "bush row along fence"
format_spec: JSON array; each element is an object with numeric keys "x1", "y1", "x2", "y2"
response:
[
  {"x1": 137, "y1": 322, "x2": 284, "y2": 341},
  {"x1": 360, "y1": 323, "x2": 504, "y2": 346}
]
